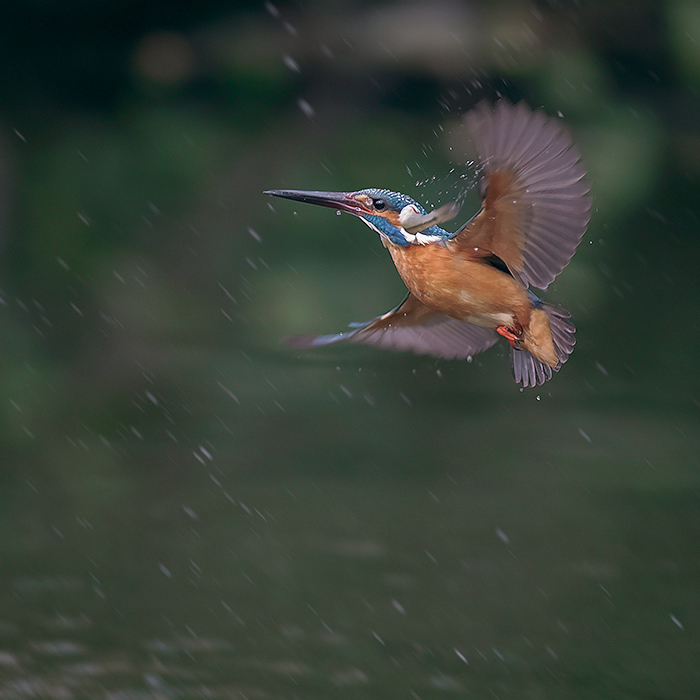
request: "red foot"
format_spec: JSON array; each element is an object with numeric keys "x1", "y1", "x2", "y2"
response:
[{"x1": 496, "y1": 323, "x2": 523, "y2": 350}]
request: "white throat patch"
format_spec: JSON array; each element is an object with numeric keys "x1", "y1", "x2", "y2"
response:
[
  {"x1": 359, "y1": 211, "x2": 442, "y2": 246},
  {"x1": 401, "y1": 229, "x2": 442, "y2": 245}
]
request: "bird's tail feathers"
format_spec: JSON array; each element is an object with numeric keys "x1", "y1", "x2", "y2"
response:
[{"x1": 512, "y1": 303, "x2": 575, "y2": 387}]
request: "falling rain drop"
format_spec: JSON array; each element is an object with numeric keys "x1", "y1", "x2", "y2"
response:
[
  {"x1": 298, "y1": 98, "x2": 315, "y2": 120},
  {"x1": 282, "y1": 55, "x2": 300, "y2": 72}
]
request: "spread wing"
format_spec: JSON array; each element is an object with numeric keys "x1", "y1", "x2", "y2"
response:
[
  {"x1": 454, "y1": 100, "x2": 591, "y2": 290},
  {"x1": 287, "y1": 293, "x2": 498, "y2": 360}
]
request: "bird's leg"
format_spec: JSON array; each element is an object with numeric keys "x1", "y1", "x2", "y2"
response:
[{"x1": 496, "y1": 323, "x2": 524, "y2": 350}]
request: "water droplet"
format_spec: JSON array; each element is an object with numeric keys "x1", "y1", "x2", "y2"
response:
[
  {"x1": 391, "y1": 599, "x2": 405, "y2": 614},
  {"x1": 495, "y1": 528, "x2": 510, "y2": 544},
  {"x1": 282, "y1": 54, "x2": 300, "y2": 72},
  {"x1": 297, "y1": 98, "x2": 315, "y2": 119},
  {"x1": 454, "y1": 648, "x2": 468, "y2": 664}
]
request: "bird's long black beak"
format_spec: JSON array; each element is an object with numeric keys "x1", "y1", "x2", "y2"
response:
[{"x1": 264, "y1": 189, "x2": 369, "y2": 216}]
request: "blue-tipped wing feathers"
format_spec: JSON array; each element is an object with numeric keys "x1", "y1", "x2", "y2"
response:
[
  {"x1": 288, "y1": 293, "x2": 499, "y2": 361},
  {"x1": 290, "y1": 294, "x2": 576, "y2": 388}
]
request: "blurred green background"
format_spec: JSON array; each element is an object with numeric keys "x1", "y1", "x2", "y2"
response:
[{"x1": 0, "y1": 0, "x2": 699, "y2": 697}]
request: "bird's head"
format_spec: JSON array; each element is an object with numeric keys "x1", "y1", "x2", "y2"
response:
[{"x1": 264, "y1": 187, "x2": 458, "y2": 247}]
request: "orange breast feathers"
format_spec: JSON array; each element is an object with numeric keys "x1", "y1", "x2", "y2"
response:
[{"x1": 386, "y1": 241, "x2": 532, "y2": 327}]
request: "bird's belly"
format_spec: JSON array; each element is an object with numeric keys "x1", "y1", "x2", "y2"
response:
[
  {"x1": 465, "y1": 311, "x2": 516, "y2": 328},
  {"x1": 421, "y1": 286, "x2": 517, "y2": 326},
  {"x1": 388, "y1": 243, "x2": 529, "y2": 327}
]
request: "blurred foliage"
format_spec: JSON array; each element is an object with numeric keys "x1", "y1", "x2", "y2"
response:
[
  {"x1": 0, "y1": 0, "x2": 697, "y2": 479},
  {"x1": 0, "y1": 0, "x2": 697, "y2": 461}
]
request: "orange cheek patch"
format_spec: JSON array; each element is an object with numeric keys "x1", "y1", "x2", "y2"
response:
[{"x1": 384, "y1": 210, "x2": 402, "y2": 227}]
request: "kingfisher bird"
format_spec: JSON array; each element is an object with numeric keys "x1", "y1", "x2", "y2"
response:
[{"x1": 265, "y1": 100, "x2": 591, "y2": 387}]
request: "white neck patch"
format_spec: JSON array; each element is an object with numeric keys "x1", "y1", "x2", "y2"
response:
[
  {"x1": 401, "y1": 229, "x2": 443, "y2": 245},
  {"x1": 359, "y1": 213, "x2": 442, "y2": 246}
]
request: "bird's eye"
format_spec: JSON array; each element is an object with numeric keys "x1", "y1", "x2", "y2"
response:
[{"x1": 372, "y1": 198, "x2": 387, "y2": 211}]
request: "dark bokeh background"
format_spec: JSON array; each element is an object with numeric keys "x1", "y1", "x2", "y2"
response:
[{"x1": 0, "y1": 0, "x2": 699, "y2": 697}]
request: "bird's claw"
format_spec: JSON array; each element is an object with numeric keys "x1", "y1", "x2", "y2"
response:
[{"x1": 496, "y1": 323, "x2": 523, "y2": 350}]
